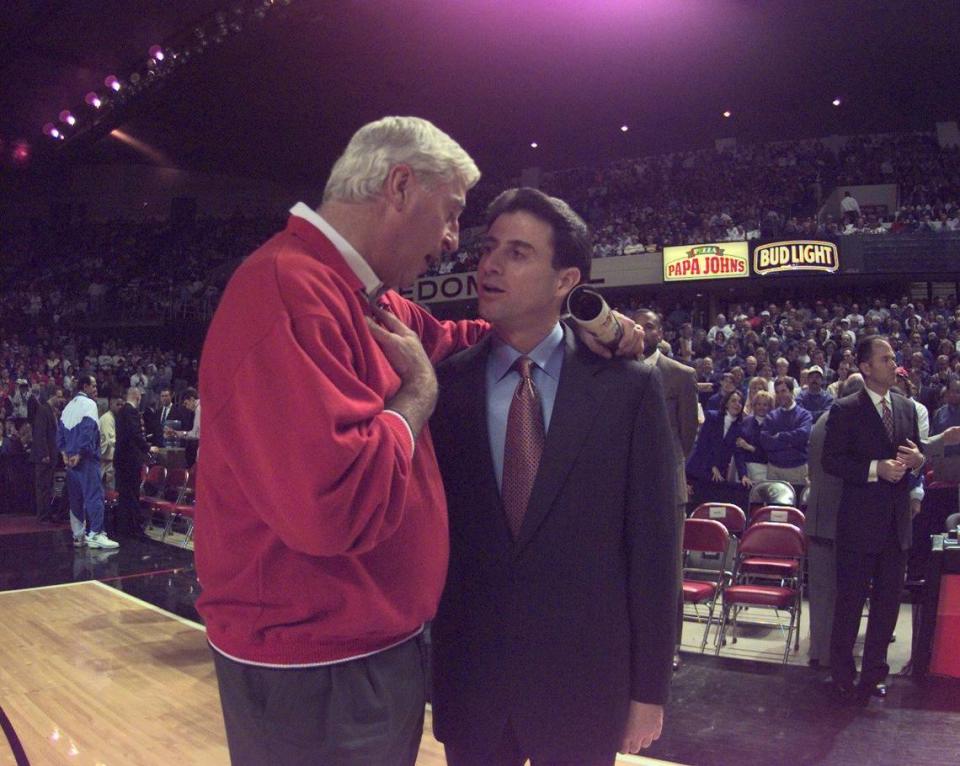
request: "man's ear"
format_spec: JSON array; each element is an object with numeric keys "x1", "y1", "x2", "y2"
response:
[
  {"x1": 556, "y1": 268, "x2": 581, "y2": 299},
  {"x1": 383, "y1": 164, "x2": 414, "y2": 211}
]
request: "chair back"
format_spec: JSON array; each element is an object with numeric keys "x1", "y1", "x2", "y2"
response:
[
  {"x1": 683, "y1": 518, "x2": 730, "y2": 554},
  {"x1": 142, "y1": 464, "x2": 167, "y2": 495},
  {"x1": 750, "y1": 505, "x2": 806, "y2": 530},
  {"x1": 737, "y1": 521, "x2": 805, "y2": 558},
  {"x1": 164, "y1": 467, "x2": 190, "y2": 501},
  {"x1": 748, "y1": 480, "x2": 796, "y2": 507},
  {"x1": 691, "y1": 503, "x2": 746, "y2": 535}
]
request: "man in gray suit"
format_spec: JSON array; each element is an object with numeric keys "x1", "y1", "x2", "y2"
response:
[
  {"x1": 635, "y1": 308, "x2": 699, "y2": 665},
  {"x1": 806, "y1": 374, "x2": 864, "y2": 668}
]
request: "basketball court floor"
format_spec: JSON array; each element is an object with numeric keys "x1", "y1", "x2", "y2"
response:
[{"x1": 2, "y1": 518, "x2": 958, "y2": 766}]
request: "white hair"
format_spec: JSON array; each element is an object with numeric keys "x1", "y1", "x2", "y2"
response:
[{"x1": 322, "y1": 116, "x2": 480, "y2": 203}]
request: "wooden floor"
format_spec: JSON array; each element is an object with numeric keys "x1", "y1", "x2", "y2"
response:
[{"x1": 0, "y1": 582, "x2": 682, "y2": 766}]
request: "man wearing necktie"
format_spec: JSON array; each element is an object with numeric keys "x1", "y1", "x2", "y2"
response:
[
  {"x1": 430, "y1": 188, "x2": 679, "y2": 765},
  {"x1": 823, "y1": 336, "x2": 925, "y2": 703}
]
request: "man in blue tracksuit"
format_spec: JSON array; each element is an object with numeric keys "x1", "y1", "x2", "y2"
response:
[{"x1": 56, "y1": 374, "x2": 119, "y2": 549}]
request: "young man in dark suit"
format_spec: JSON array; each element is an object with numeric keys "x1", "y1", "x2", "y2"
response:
[
  {"x1": 430, "y1": 188, "x2": 679, "y2": 765},
  {"x1": 823, "y1": 336, "x2": 925, "y2": 702}
]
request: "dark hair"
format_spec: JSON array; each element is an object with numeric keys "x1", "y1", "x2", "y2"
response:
[
  {"x1": 775, "y1": 376, "x2": 796, "y2": 393},
  {"x1": 485, "y1": 187, "x2": 592, "y2": 281},
  {"x1": 182, "y1": 387, "x2": 199, "y2": 401},
  {"x1": 633, "y1": 308, "x2": 661, "y2": 328},
  {"x1": 856, "y1": 335, "x2": 888, "y2": 367},
  {"x1": 78, "y1": 374, "x2": 97, "y2": 391},
  {"x1": 721, "y1": 388, "x2": 744, "y2": 419}
]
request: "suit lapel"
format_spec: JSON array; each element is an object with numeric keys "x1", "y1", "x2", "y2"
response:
[{"x1": 514, "y1": 326, "x2": 605, "y2": 550}]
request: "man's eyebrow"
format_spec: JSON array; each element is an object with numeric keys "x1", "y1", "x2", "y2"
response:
[{"x1": 482, "y1": 235, "x2": 535, "y2": 252}]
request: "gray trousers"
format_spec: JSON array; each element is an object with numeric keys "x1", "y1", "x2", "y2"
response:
[
  {"x1": 806, "y1": 536, "x2": 836, "y2": 664},
  {"x1": 212, "y1": 634, "x2": 427, "y2": 766}
]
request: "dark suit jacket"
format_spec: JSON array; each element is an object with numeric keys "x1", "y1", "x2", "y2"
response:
[
  {"x1": 686, "y1": 410, "x2": 747, "y2": 482},
  {"x1": 430, "y1": 327, "x2": 679, "y2": 760},
  {"x1": 649, "y1": 352, "x2": 699, "y2": 505},
  {"x1": 29, "y1": 401, "x2": 58, "y2": 464},
  {"x1": 115, "y1": 402, "x2": 150, "y2": 473},
  {"x1": 822, "y1": 390, "x2": 920, "y2": 552}
]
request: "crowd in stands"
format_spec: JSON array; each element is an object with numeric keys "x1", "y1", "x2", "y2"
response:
[
  {"x1": 427, "y1": 130, "x2": 960, "y2": 273},
  {"x1": 633, "y1": 292, "x2": 960, "y2": 511},
  {"x1": 0, "y1": 329, "x2": 200, "y2": 515},
  {"x1": 0, "y1": 213, "x2": 282, "y2": 326}
]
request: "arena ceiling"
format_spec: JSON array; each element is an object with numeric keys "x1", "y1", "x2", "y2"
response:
[{"x1": 1, "y1": 0, "x2": 959, "y2": 187}]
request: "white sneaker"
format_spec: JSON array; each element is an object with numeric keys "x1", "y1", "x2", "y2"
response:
[
  {"x1": 86, "y1": 531, "x2": 120, "y2": 550},
  {"x1": 73, "y1": 535, "x2": 86, "y2": 548}
]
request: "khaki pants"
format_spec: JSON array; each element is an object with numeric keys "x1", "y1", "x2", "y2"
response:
[
  {"x1": 766, "y1": 463, "x2": 808, "y2": 485},
  {"x1": 100, "y1": 461, "x2": 115, "y2": 491}
]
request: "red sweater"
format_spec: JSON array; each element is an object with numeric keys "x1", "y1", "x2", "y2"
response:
[{"x1": 195, "y1": 215, "x2": 486, "y2": 665}]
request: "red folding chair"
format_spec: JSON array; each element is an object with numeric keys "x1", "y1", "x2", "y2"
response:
[
  {"x1": 137, "y1": 464, "x2": 167, "y2": 530},
  {"x1": 682, "y1": 518, "x2": 731, "y2": 652},
  {"x1": 749, "y1": 505, "x2": 806, "y2": 530},
  {"x1": 691, "y1": 503, "x2": 746, "y2": 536},
  {"x1": 715, "y1": 522, "x2": 806, "y2": 663},
  {"x1": 161, "y1": 466, "x2": 198, "y2": 546}
]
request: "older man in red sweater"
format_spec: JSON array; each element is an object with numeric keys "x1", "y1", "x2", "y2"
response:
[{"x1": 196, "y1": 117, "x2": 641, "y2": 765}]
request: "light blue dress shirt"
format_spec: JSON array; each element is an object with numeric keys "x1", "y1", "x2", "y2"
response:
[{"x1": 486, "y1": 323, "x2": 565, "y2": 491}]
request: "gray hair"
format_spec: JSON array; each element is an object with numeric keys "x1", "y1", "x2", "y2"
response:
[{"x1": 323, "y1": 116, "x2": 480, "y2": 203}]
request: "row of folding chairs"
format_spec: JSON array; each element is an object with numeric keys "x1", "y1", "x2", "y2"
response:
[
  {"x1": 137, "y1": 465, "x2": 198, "y2": 545},
  {"x1": 682, "y1": 502, "x2": 807, "y2": 663}
]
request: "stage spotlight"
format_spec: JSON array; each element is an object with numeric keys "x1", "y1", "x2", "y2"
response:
[
  {"x1": 832, "y1": 98, "x2": 842, "y2": 107},
  {"x1": 105, "y1": 75, "x2": 121, "y2": 91},
  {"x1": 530, "y1": 142, "x2": 539, "y2": 149},
  {"x1": 620, "y1": 125, "x2": 629, "y2": 132},
  {"x1": 85, "y1": 92, "x2": 102, "y2": 108},
  {"x1": 43, "y1": 123, "x2": 60, "y2": 138},
  {"x1": 59, "y1": 110, "x2": 76, "y2": 126},
  {"x1": 722, "y1": 110, "x2": 732, "y2": 118},
  {"x1": 12, "y1": 141, "x2": 30, "y2": 163},
  {"x1": 149, "y1": 45, "x2": 164, "y2": 61}
]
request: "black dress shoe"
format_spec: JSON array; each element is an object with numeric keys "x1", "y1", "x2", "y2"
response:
[
  {"x1": 824, "y1": 679, "x2": 858, "y2": 704},
  {"x1": 858, "y1": 682, "x2": 887, "y2": 699}
]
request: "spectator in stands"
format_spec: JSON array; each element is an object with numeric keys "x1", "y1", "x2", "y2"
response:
[
  {"x1": 706, "y1": 373, "x2": 737, "y2": 411},
  {"x1": 760, "y1": 377, "x2": 813, "y2": 484},
  {"x1": 686, "y1": 389, "x2": 749, "y2": 503},
  {"x1": 709, "y1": 314, "x2": 733, "y2": 343},
  {"x1": 797, "y1": 366, "x2": 835, "y2": 422},
  {"x1": 717, "y1": 339, "x2": 745, "y2": 373},
  {"x1": 736, "y1": 389, "x2": 774, "y2": 485},
  {"x1": 931, "y1": 377, "x2": 960, "y2": 457}
]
